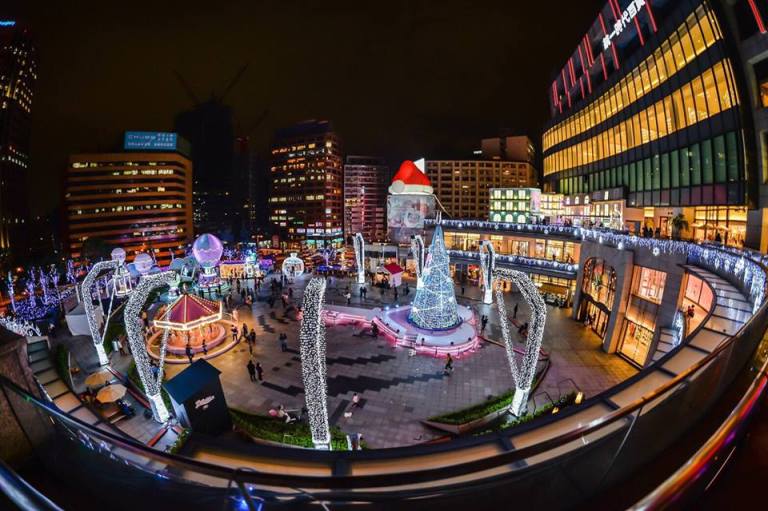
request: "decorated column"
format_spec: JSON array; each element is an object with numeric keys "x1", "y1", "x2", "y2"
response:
[
  {"x1": 479, "y1": 240, "x2": 496, "y2": 305},
  {"x1": 81, "y1": 260, "x2": 119, "y2": 366},
  {"x1": 298, "y1": 277, "x2": 331, "y2": 449},
  {"x1": 353, "y1": 233, "x2": 366, "y2": 285},
  {"x1": 410, "y1": 235, "x2": 425, "y2": 289}
]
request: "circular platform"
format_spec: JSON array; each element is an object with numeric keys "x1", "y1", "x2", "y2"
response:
[
  {"x1": 146, "y1": 321, "x2": 239, "y2": 364},
  {"x1": 373, "y1": 305, "x2": 479, "y2": 356}
]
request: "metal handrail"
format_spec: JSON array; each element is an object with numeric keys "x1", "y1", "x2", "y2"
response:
[{"x1": 0, "y1": 458, "x2": 63, "y2": 511}]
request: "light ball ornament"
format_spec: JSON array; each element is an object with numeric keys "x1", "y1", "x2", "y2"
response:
[
  {"x1": 133, "y1": 252, "x2": 154, "y2": 275},
  {"x1": 282, "y1": 253, "x2": 305, "y2": 278},
  {"x1": 192, "y1": 233, "x2": 224, "y2": 274},
  {"x1": 111, "y1": 247, "x2": 126, "y2": 264}
]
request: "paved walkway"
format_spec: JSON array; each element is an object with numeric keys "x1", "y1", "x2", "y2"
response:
[{"x1": 164, "y1": 273, "x2": 637, "y2": 448}]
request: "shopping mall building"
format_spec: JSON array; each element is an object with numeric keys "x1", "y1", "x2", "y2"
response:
[{"x1": 542, "y1": 0, "x2": 768, "y2": 250}]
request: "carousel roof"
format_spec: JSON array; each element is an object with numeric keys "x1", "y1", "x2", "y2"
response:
[
  {"x1": 383, "y1": 263, "x2": 404, "y2": 274},
  {"x1": 153, "y1": 294, "x2": 222, "y2": 331}
]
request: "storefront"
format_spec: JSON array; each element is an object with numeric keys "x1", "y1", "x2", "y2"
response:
[
  {"x1": 618, "y1": 266, "x2": 668, "y2": 367},
  {"x1": 691, "y1": 206, "x2": 747, "y2": 247},
  {"x1": 578, "y1": 258, "x2": 617, "y2": 340}
]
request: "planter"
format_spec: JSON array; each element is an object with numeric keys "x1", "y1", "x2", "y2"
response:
[{"x1": 423, "y1": 404, "x2": 512, "y2": 435}]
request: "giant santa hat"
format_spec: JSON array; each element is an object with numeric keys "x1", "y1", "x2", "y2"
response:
[{"x1": 388, "y1": 160, "x2": 434, "y2": 195}]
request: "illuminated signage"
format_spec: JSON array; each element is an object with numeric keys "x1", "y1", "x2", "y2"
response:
[
  {"x1": 124, "y1": 131, "x2": 178, "y2": 151},
  {"x1": 602, "y1": 0, "x2": 646, "y2": 50},
  {"x1": 0, "y1": 20, "x2": 16, "y2": 27}
]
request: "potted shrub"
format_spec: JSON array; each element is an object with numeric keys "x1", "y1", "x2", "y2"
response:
[{"x1": 670, "y1": 214, "x2": 689, "y2": 241}]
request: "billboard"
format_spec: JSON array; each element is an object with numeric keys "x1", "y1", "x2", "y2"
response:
[
  {"x1": 124, "y1": 131, "x2": 179, "y2": 151},
  {"x1": 387, "y1": 194, "x2": 436, "y2": 244}
]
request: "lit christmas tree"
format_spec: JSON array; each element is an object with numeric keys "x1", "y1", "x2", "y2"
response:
[{"x1": 408, "y1": 225, "x2": 460, "y2": 330}]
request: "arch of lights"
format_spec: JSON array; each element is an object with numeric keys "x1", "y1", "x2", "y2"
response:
[
  {"x1": 124, "y1": 270, "x2": 178, "y2": 423},
  {"x1": 479, "y1": 240, "x2": 496, "y2": 305},
  {"x1": 81, "y1": 260, "x2": 120, "y2": 366},
  {"x1": 410, "y1": 234, "x2": 425, "y2": 289},
  {"x1": 492, "y1": 267, "x2": 547, "y2": 416},
  {"x1": 298, "y1": 276, "x2": 330, "y2": 449},
  {"x1": 353, "y1": 233, "x2": 365, "y2": 285}
]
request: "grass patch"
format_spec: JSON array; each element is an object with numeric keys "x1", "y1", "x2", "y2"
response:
[
  {"x1": 165, "y1": 428, "x2": 191, "y2": 455},
  {"x1": 428, "y1": 389, "x2": 516, "y2": 425},
  {"x1": 474, "y1": 392, "x2": 579, "y2": 436},
  {"x1": 127, "y1": 360, "x2": 173, "y2": 411},
  {"x1": 53, "y1": 344, "x2": 71, "y2": 388},
  {"x1": 230, "y1": 408, "x2": 352, "y2": 450}
]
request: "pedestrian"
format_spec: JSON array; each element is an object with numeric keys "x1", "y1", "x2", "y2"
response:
[
  {"x1": 249, "y1": 329, "x2": 256, "y2": 346},
  {"x1": 481, "y1": 315, "x2": 488, "y2": 333},
  {"x1": 394, "y1": 287, "x2": 399, "y2": 300},
  {"x1": 351, "y1": 392, "x2": 361, "y2": 409},
  {"x1": 242, "y1": 323, "x2": 248, "y2": 339},
  {"x1": 444, "y1": 353, "x2": 454, "y2": 375},
  {"x1": 288, "y1": 287, "x2": 293, "y2": 299},
  {"x1": 513, "y1": 303, "x2": 518, "y2": 319},
  {"x1": 256, "y1": 362, "x2": 264, "y2": 382},
  {"x1": 202, "y1": 340, "x2": 208, "y2": 356},
  {"x1": 280, "y1": 334, "x2": 288, "y2": 352},
  {"x1": 247, "y1": 360, "x2": 256, "y2": 382},
  {"x1": 231, "y1": 325, "x2": 239, "y2": 342},
  {"x1": 461, "y1": 285, "x2": 465, "y2": 296},
  {"x1": 345, "y1": 291, "x2": 352, "y2": 306},
  {"x1": 185, "y1": 344, "x2": 194, "y2": 364}
]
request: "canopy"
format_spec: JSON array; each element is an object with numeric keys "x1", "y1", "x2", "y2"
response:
[
  {"x1": 383, "y1": 263, "x2": 404, "y2": 275},
  {"x1": 153, "y1": 294, "x2": 222, "y2": 331}
]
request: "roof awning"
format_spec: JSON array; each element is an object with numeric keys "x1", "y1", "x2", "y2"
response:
[{"x1": 153, "y1": 294, "x2": 222, "y2": 331}]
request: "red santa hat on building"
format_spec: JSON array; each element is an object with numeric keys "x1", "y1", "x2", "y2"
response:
[{"x1": 388, "y1": 160, "x2": 434, "y2": 195}]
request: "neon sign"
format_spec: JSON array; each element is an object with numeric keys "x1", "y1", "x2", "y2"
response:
[
  {"x1": 602, "y1": 0, "x2": 645, "y2": 50},
  {"x1": 0, "y1": 21, "x2": 16, "y2": 27}
]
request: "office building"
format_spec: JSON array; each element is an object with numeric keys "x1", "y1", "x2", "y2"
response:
[
  {"x1": 344, "y1": 156, "x2": 389, "y2": 242},
  {"x1": 542, "y1": 0, "x2": 768, "y2": 249},
  {"x1": 480, "y1": 135, "x2": 536, "y2": 163},
  {"x1": 426, "y1": 141, "x2": 538, "y2": 219},
  {"x1": 64, "y1": 134, "x2": 193, "y2": 265},
  {"x1": 0, "y1": 21, "x2": 37, "y2": 258},
  {"x1": 268, "y1": 120, "x2": 343, "y2": 248}
]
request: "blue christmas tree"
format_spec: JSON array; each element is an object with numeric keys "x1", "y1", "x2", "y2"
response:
[{"x1": 408, "y1": 225, "x2": 460, "y2": 330}]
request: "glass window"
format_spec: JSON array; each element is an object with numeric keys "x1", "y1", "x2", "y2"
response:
[
  {"x1": 692, "y1": 76, "x2": 709, "y2": 120},
  {"x1": 702, "y1": 139, "x2": 714, "y2": 184},
  {"x1": 644, "y1": 159, "x2": 653, "y2": 191},
  {"x1": 632, "y1": 266, "x2": 667, "y2": 304},
  {"x1": 726, "y1": 132, "x2": 739, "y2": 181},
  {"x1": 654, "y1": 155, "x2": 662, "y2": 189},
  {"x1": 702, "y1": 67, "x2": 721, "y2": 115},
  {"x1": 681, "y1": 82, "x2": 698, "y2": 125},
  {"x1": 713, "y1": 135, "x2": 726, "y2": 183},
  {"x1": 671, "y1": 149, "x2": 680, "y2": 188},
  {"x1": 690, "y1": 143, "x2": 702, "y2": 185},
  {"x1": 714, "y1": 61, "x2": 733, "y2": 110},
  {"x1": 661, "y1": 153, "x2": 671, "y2": 188},
  {"x1": 680, "y1": 148, "x2": 690, "y2": 187},
  {"x1": 688, "y1": 17, "x2": 707, "y2": 55}
]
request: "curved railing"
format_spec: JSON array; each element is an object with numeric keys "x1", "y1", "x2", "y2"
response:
[{"x1": 5, "y1": 238, "x2": 767, "y2": 509}]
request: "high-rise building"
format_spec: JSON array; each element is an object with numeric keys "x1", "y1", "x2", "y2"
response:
[
  {"x1": 0, "y1": 21, "x2": 37, "y2": 258},
  {"x1": 480, "y1": 135, "x2": 536, "y2": 163},
  {"x1": 343, "y1": 156, "x2": 389, "y2": 242},
  {"x1": 426, "y1": 140, "x2": 538, "y2": 220},
  {"x1": 542, "y1": 0, "x2": 768, "y2": 249},
  {"x1": 64, "y1": 134, "x2": 193, "y2": 265},
  {"x1": 268, "y1": 120, "x2": 343, "y2": 248}
]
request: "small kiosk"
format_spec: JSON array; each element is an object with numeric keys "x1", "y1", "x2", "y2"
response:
[{"x1": 164, "y1": 360, "x2": 231, "y2": 435}]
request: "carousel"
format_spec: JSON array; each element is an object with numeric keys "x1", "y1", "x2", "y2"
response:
[{"x1": 147, "y1": 293, "x2": 236, "y2": 364}]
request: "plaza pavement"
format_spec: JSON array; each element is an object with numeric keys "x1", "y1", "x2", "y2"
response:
[{"x1": 164, "y1": 273, "x2": 638, "y2": 448}]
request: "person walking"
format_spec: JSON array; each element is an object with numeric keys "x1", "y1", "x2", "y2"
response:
[
  {"x1": 481, "y1": 315, "x2": 488, "y2": 333},
  {"x1": 350, "y1": 392, "x2": 361, "y2": 409},
  {"x1": 256, "y1": 362, "x2": 264, "y2": 382},
  {"x1": 280, "y1": 334, "x2": 288, "y2": 352},
  {"x1": 185, "y1": 344, "x2": 194, "y2": 364},
  {"x1": 231, "y1": 325, "x2": 239, "y2": 342},
  {"x1": 461, "y1": 285, "x2": 465, "y2": 296},
  {"x1": 444, "y1": 353, "x2": 454, "y2": 375},
  {"x1": 513, "y1": 303, "x2": 519, "y2": 319},
  {"x1": 345, "y1": 291, "x2": 352, "y2": 306},
  {"x1": 247, "y1": 360, "x2": 256, "y2": 382}
]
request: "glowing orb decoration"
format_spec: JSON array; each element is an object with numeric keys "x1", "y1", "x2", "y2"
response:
[
  {"x1": 282, "y1": 253, "x2": 305, "y2": 278},
  {"x1": 111, "y1": 247, "x2": 126, "y2": 264},
  {"x1": 133, "y1": 252, "x2": 154, "y2": 275},
  {"x1": 192, "y1": 233, "x2": 224, "y2": 270}
]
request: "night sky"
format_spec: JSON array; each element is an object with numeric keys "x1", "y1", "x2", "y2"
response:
[{"x1": 6, "y1": 0, "x2": 603, "y2": 216}]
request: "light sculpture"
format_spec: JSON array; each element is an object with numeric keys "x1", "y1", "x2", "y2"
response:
[
  {"x1": 110, "y1": 247, "x2": 133, "y2": 297},
  {"x1": 192, "y1": 233, "x2": 224, "y2": 278},
  {"x1": 479, "y1": 240, "x2": 496, "y2": 305},
  {"x1": 298, "y1": 277, "x2": 330, "y2": 449},
  {"x1": 133, "y1": 252, "x2": 154, "y2": 275},
  {"x1": 353, "y1": 233, "x2": 365, "y2": 285},
  {"x1": 124, "y1": 270, "x2": 178, "y2": 423},
  {"x1": 81, "y1": 260, "x2": 119, "y2": 366},
  {"x1": 410, "y1": 235, "x2": 425, "y2": 289},
  {"x1": 492, "y1": 267, "x2": 547, "y2": 417},
  {"x1": 408, "y1": 225, "x2": 460, "y2": 330}
]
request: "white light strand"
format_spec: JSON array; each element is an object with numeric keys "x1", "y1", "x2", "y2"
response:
[
  {"x1": 479, "y1": 240, "x2": 496, "y2": 305},
  {"x1": 410, "y1": 235, "x2": 425, "y2": 288},
  {"x1": 124, "y1": 271, "x2": 177, "y2": 423},
  {"x1": 492, "y1": 267, "x2": 547, "y2": 416},
  {"x1": 408, "y1": 226, "x2": 460, "y2": 330},
  {"x1": 353, "y1": 233, "x2": 365, "y2": 285},
  {"x1": 81, "y1": 260, "x2": 119, "y2": 366},
  {"x1": 0, "y1": 316, "x2": 41, "y2": 337},
  {"x1": 298, "y1": 277, "x2": 330, "y2": 449}
]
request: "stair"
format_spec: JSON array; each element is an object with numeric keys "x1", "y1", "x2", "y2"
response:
[{"x1": 651, "y1": 328, "x2": 678, "y2": 362}]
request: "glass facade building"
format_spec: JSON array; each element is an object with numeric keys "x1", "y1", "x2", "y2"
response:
[{"x1": 542, "y1": 0, "x2": 768, "y2": 248}]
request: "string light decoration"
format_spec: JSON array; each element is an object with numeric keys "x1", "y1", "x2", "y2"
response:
[
  {"x1": 0, "y1": 316, "x2": 41, "y2": 337},
  {"x1": 479, "y1": 240, "x2": 496, "y2": 305},
  {"x1": 298, "y1": 277, "x2": 331, "y2": 449},
  {"x1": 410, "y1": 234, "x2": 425, "y2": 289},
  {"x1": 492, "y1": 267, "x2": 547, "y2": 417},
  {"x1": 81, "y1": 260, "x2": 119, "y2": 366},
  {"x1": 282, "y1": 253, "x2": 305, "y2": 278},
  {"x1": 353, "y1": 233, "x2": 366, "y2": 285},
  {"x1": 408, "y1": 225, "x2": 461, "y2": 330},
  {"x1": 124, "y1": 270, "x2": 178, "y2": 423},
  {"x1": 448, "y1": 249, "x2": 578, "y2": 275}
]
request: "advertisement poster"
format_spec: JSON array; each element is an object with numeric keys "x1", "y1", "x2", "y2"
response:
[{"x1": 387, "y1": 194, "x2": 436, "y2": 243}]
